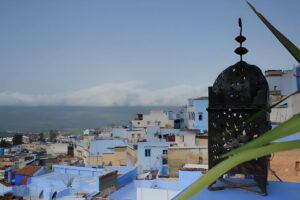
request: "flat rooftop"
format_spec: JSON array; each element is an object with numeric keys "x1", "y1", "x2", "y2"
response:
[{"x1": 175, "y1": 181, "x2": 300, "y2": 200}]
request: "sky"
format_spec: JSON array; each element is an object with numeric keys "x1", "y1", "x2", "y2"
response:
[{"x1": 0, "y1": 0, "x2": 299, "y2": 106}]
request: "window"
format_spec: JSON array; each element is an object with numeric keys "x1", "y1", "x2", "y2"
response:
[
  {"x1": 189, "y1": 112, "x2": 195, "y2": 120},
  {"x1": 296, "y1": 161, "x2": 300, "y2": 171},
  {"x1": 145, "y1": 149, "x2": 151, "y2": 157},
  {"x1": 162, "y1": 158, "x2": 168, "y2": 165},
  {"x1": 198, "y1": 112, "x2": 203, "y2": 121},
  {"x1": 162, "y1": 150, "x2": 168, "y2": 164},
  {"x1": 147, "y1": 121, "x2": 150, "y2": 125}
]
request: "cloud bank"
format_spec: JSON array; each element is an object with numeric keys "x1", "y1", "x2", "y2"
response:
[{"x1": 0, "y1": 81, "x2": 208, "y2": 106}]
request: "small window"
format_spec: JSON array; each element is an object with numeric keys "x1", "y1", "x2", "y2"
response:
[
  {"x1": 162, "y1": 150, "x2": 168, "y2": 154},
  {"x1": 147, "y1": 121, "x2": 150, "y2": 125},
  {"x1": 145, "y1": 149, "x2": 151, "y2": 157},
  {"x1": 192, "y1": 112, "x2": 195, "y2": 120},
  {"x1": 296, "y1": 161, "x2": 300, "y2": 171},
  {"x1": 198, "y1": 112, "x2": 203, "y2": 121},
  {"x1": 162, "y1": 158, "x2": 168, "y2": 165}
]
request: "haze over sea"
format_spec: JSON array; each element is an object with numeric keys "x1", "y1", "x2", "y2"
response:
[{"x1": 0, "y1": 106, "x2": 179, "y2": 134}]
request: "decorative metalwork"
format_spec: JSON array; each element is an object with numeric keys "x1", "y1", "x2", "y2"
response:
[{"x1": 207, "y1": 18, "x2": 271, "y2": 195}]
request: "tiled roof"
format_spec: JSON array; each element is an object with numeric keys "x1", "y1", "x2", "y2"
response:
[{"x1": 15, "y1": 166, "x2": 41, "y2": 177}]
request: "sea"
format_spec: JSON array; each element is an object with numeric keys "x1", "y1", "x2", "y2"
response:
[{"x1": 0, "y1": 106, "x2": 179, "y2": 134}]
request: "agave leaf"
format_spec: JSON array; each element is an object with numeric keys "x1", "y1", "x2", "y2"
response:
[
  {"x1": 222, "y1": 113, "x2": 300, "y2": 157},
  {"x1": 247, "y1": 1, "x2": 300, "y2": 63},
  {"x1": 174, "y1": 140, "x2": 300, "y2": 200}
]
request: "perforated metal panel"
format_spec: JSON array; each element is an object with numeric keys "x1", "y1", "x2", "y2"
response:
[{"x1": 207, "y1": 19, "x2": 271, "y2": 195}]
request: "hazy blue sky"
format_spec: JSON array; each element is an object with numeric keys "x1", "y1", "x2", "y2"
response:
[{"x1": 0, "y1": 0, "x2": 299, "y2": 106}]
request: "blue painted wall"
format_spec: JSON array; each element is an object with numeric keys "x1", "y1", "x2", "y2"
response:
[
  {"x1": 178, "y1": 170, "x2": 203, "y2": 190},
  {"x1": 52, "y1": 165, "x2": 104, "y2": 177},
  {"x1": 193, "y1": 98, "x2": 208, "y2": 133},
  {"x1": 15, "y1": 174, "x2": 26, "y2": 185},
  {"x1": 0, "y1": 183, "x2": 12, "y2": 196},
  {"x1": 117, "y1": 167, "x2": 137, "y2": 188}
]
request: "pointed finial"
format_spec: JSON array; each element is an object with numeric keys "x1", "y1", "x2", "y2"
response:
[{"x1": 234, "y1": 18, "x2": 248, "y2": 61}]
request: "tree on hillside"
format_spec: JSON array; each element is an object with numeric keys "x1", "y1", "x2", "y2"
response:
[
  {"x1": 0, "y1": 139, "x2": 11, "y2": 148},
  {"x1": 38, "y1": 132, "x2": 45, "y2": 142},
  {"x1": 49, "y1": 130, "x2": 58, "y2": 143},
  {"x1": 12, "y1": 133, "x2": 23, "y2": 145}
]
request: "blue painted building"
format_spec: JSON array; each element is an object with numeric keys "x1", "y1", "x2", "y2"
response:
[
  {"x1": 108, "y1": 166, "x2": 205, "y2": 200},
  {"x1": 26, "y1": 165, "x2": 137, "y2": 199},
  {"x1": 188, "y1": 97, "x2": 208, "y2": 133},
  {"x1": 15, "y1": 166, "x2": 46, "y2": 185},
  {"x1": 193, "y1": 97, "x2": 208, "y2": 133},
  {"x1": 0, "y1": 182, "x2": 12, "y2": 196}
]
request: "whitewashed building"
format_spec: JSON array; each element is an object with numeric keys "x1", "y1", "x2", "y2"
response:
[
  {"x1": 137, "y1": 142, "x2": 169, "y2": 173},
  {"x1": 132, "y1": 111, "x2": 177, "y2": 129},
  {"x1": 265, "y1": 66, "x2": 300, "y2": 123}
]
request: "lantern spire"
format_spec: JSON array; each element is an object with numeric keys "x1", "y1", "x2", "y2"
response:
[{"x1": 234, "y1": 18, "x2": 248, "y2": 61}]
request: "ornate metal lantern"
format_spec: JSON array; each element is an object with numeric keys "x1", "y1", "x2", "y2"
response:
[{"x1": 207, "y1": 18, "x2": 271, "y2": 195}]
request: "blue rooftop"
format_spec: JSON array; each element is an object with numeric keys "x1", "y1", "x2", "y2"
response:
[{"x1": 173, "y1": 181, "x2": 300, "y2": 200}]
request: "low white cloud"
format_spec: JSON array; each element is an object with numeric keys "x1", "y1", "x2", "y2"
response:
[{"x1": 0, "y1": 81, "x2": 208, "y2": 106}]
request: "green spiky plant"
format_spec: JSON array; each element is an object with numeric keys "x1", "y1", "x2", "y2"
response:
[{"x1": 174, "y1": 1, "x2": 300, "y2": 199}]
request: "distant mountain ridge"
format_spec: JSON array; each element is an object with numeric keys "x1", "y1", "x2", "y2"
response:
[{"x1": 0, "y1": 106, "x2": 179, "y2": 133}]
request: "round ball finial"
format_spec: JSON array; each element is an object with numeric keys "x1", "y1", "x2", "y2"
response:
[{"x1": 234, "y1": 18, "x2": 248, "y2": 61}]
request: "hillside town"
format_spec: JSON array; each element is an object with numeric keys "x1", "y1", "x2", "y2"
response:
[{"x1": 1, "y1": 65, "x2": 300, "y2": 200}]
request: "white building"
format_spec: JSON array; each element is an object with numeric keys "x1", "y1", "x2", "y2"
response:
[
  {"x1": 83, "y1": 129, "x2": 91, "y2": 135},
  {"x1": 22, "y1": 135, "x2": 30, "y2": 144},
  {"x1": 265, "y1": 66, "x2": 299, "y2": 97},
  {"x1": 137, "y1": 142, "x2": 169, "y2": 173},
  {"x1": 174, "y1": 130, "x2": 198, "y2": 147},
  {"x1": 265, "y1": 66, "x2": 300, "y2": 123},
  {"x1": 132, "y1": 111, "x2": 177, "y2": 129},
  {"x1": 46, "y1": 143, "x2": 69, "y2": 155},
  {"x1": 186, "y1": 99, "x2": 195, "y2": 129},
  {"x1": 146, "y1": 126, "x2": 180, "y2": 142},
  {"x1": 127, "y1": 129, "x2": 147, "y2": 143},
  {"x1": 146, "y1": 125, "x2": 161, "y2": 142}
]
